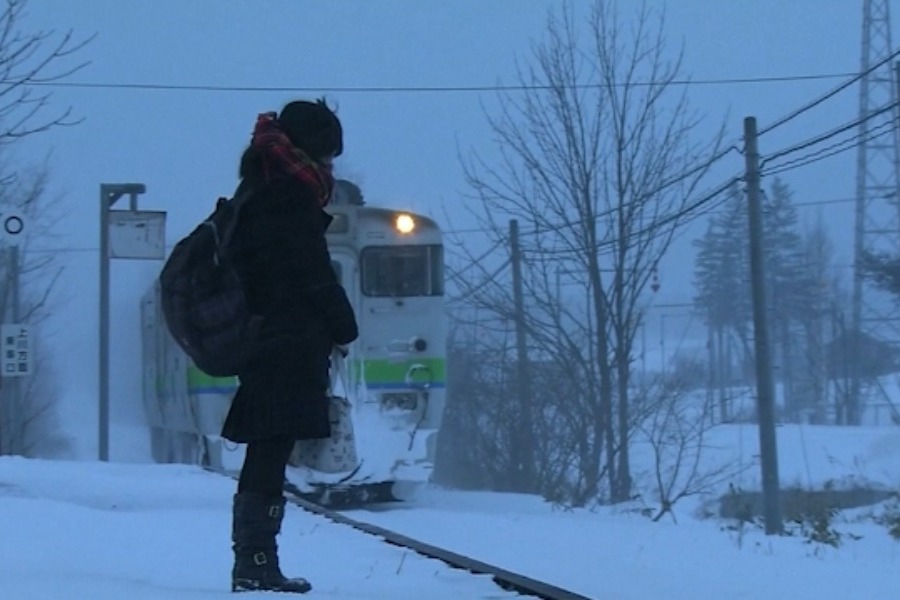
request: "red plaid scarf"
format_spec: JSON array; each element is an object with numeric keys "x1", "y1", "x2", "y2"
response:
[{"x1": 251, "y1": 112, "x2": 335, "y2": 207}]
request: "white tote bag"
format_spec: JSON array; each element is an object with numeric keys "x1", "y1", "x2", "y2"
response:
[{"x1": 291, "y1": 350, "x2": 359, "y2": 473}]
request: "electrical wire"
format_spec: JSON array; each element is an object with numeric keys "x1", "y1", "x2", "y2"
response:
[
  {"x1": 761, "y1": 118, "x2": 899, "y2": 178},
  {"x1": 495, "y1": 144, "x2": 741, "y2": 243},
  {"x1": 513, "y1": 174, "x2": 742, "y2": 258},
  {"x1": 622, "y1": 176, "x2": 742, "y2": 242},
  {"x1": 28, "y1": 105, "x2": 873, "y2": 260},
  {"x1": 26, "y1": 53, "x2": 900, "y2": 262},
  {"x1": 757, "y1": 47, "x2": 900, "y2": 137},
  {"x1": 765, "y1": 114, "x2": 897, "y2": 171},
  {"x1": 760, "y1": 100, "x2": 899, "y2": 169},
  {"x1": 443, "y1": 224, "x2": 499, "y2": 236},
  {"x1": 435, "y1": 102, "x2": 880, "y2": 243},
  {"x1": 22, "y1": 175, "x2": 741, "y2": 260},
  {"x1": 3, "y1": 71, "x2": 869, "y2": 95},
  {"x1": 442, "y1": 54, "x2": 900, "y2": 241},
  {"x1": 444, "y1": 237, "x2": 507, "y2": 283},
  {"x1": 446, "y1": 259, "x2": 511, "y2": 305}
]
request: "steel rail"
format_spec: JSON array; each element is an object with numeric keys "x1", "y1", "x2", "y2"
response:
[{"x1": 281, "y1": 480, "x2": 593, "y2": 600}]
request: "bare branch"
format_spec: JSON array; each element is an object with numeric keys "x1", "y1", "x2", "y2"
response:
[
  {"x1": 639, "y1": 380, "x2": 751, "y2": 522},
  {"x1": 0, "y1": 0, "x2": 92, "y2": 143}
]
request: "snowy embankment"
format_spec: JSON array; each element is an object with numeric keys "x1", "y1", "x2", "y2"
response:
[
  {"x1": 0, "y1": 458, "x2": 517, "y2": 599},
  {"x1": 347, "y1": 424, "x2": 900, "y2": 600},
  {"x1": 0, "y1": 423, "x2": 898, "y2": 599}
]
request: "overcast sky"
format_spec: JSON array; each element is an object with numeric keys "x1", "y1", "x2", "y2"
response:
[{"x1": 10, "y1": 0, "x2": 892, "y2": 457}]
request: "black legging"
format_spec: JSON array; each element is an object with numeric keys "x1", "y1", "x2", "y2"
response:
[{"x1": 237, "y1": 436, "x2": 295, "y2": 497}]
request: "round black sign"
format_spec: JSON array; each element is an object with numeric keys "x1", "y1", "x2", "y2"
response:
[{"x1": 4, "y1": 215, "x2": 23, "y2": 236}]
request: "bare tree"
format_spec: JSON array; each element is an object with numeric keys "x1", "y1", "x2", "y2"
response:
[
  {"x1": 1, "y1": 334, "x2": 71, "y2": 456},
  {"x1": 0, "y1": 0, "x2": 90, "y2": 147},
  {"x1": 436, "y1": 333, "x2": 521, "y2": 490},
  {"x1": 0, "y1": 0, "x2": 88, "y2": 456},
  {"x1": 637, "y1": 378, "x2": 750, "y2": 523},
  {"x1": 438, "y1": 313, "x2": 611, "y2": 503},
  {"x1": 454, "y1": 0, "x2": 726, "y2": 504},
  {"x1": 0, "y1": 165, "x2": 68, "y2": 456}
]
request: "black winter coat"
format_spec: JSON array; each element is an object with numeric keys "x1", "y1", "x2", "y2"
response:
[{"x1": 220, "y1": 177, "x2": 358, "y2": 443}]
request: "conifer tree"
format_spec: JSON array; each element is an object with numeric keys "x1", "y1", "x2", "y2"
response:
[
  {"x1": 693, "y1": 183, "x2": 751, "y2": 419},
  {"x1": 762, "y1": 178, "x2": 806, "y2": 417}
]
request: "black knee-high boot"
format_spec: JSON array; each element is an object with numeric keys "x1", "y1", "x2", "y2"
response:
[{"x1": 231, "y1": 493, "x2": 312, "y2": 593}]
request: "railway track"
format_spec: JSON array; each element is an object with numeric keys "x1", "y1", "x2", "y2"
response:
[
  {"x1": 212, "y1": 468, "x2": 591, "y2": 599},
  {"x1": 279, "y1": 480, "x2": 592, "y2": 600}
]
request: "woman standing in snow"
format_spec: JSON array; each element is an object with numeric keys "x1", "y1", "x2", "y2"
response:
[{"x1": 222, "y1": 99, "x2": 358, "y2": 593}]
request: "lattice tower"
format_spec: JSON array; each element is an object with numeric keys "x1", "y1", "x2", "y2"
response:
[{"x1": 851, "y1": 0, "x2": 900, "y2": 423}]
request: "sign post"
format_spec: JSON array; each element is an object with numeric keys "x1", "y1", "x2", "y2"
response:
[
  {"x1": 1, "y1": 324, "x2": 32, "y2": 376},
  {"x1": 99, "y1": 183, "x2": 165, "y2": 462},
  {"x1": 0, "y1": 213, "x2": 26, "y2": 453}
]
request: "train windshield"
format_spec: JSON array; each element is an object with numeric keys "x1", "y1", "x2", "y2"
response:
[{"x1": 361, "y1": 245, "x2": 444, "y2": 297}]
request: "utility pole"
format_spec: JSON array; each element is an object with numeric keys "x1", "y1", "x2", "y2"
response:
[
  {"x1": 509, "y1": 219, "x2": 534, "y2": 491},
  {"x1": 0, "y1": 213, "x2": 28, "y2": 455},
  {"x1": 744, "y1": 117, "x2": 783, "y2": 535},
  {"x1": 8, "y1": 245, "x2": 19, "y2": 452}
]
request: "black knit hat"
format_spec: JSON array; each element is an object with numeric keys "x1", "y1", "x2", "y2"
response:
[{"x1": 278, "y1": 99, "x2": 343, "y2": 159}]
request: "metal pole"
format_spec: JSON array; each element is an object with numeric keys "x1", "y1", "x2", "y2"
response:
[
  {"x1": 893, "y1": 61, "x2": 900, "y2": 245},
  {"x1": 10, "y1": 245, "x2": 19, "y2": 453},
  {"x1": 0, "y1": 251, "x2": 3, "y2": 453},
  {"x1": 659, "y1": 314, "x2": 666, "y2": 375},
  {"x1": 98, "y1": 183, "x2": 147, "y2": 462},
  {"x1": 743, "y1": 116, "x2": 783, "y2": 535},
  {"x1": 641, "y1": 319, "x2": 646, "y2": 384},
  {"x1": 11, "y1": 246, "x2": 18, "y2": 324},
  {"x1": 99, "y1": 185, "x2": 111, "y2": 462},
  {"x1": 509, "y1": 219, "x2": 534, "y2": 490}
]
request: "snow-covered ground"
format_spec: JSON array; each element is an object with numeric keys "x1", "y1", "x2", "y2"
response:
[
  {"x1": 1, "y1": 422, "x2": 899, "y2": 599},
  {"x1": 0, "y1": 457, "x2": 517, "y2": 599}
]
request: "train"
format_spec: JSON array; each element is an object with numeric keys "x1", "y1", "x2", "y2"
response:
[{"x1": 140, "y1": 180, "x2": 447, "y2": 503}]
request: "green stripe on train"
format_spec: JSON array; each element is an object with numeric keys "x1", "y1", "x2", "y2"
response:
[
  {"x1": 183, "y1": 357, "x2": 447, "y2": 394},
  {"x1": 187, "y1": 368, "x2": 237, "y2": 389},
  {"x1": 359, "y1": 358, "x2": 446, "y2": 386}
]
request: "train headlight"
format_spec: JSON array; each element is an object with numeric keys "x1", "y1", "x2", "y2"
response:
[{"x1": 395, "y1": 213, "x2": 415, "y2": 234}]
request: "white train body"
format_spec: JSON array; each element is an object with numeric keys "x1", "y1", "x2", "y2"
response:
[{"x1": 141, "y1": 181, "x2": 446, "y2": 492}]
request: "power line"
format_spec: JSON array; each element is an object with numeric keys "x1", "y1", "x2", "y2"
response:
[
  {"x1": 438, "y1": 192, "x2": 860, "y2": 237},
  {"x1": 446, "y1": 259, "x2": 511, "y2": 304},
  {"x1": 559, "y1": 110, "x2": 892, "y2": 256},
  {"x1": 793, "y1": 196, "x2": 856, "y2": 207},
  {"x1": 443, "y1": 145, "x2": 868, "y2": 241},
  {"x1": 27, "y1": 137, "x2": 870, "y2": 259},
  {"x1": 28, "y1": 55, "x2": 894, "y2": 264},
  {"x1": 760, "y1": 100, "x2": 899, "y2": 169},
  {"x1": 757, "y1": 47, "x2": 900, "y2": 137},
  {"x1": 444, "y1": 238, "x2": 507, "y2": 282},
  {"x1": 505, "y1": 143, "x2": 742, "y2": 242},
  {"x1": 762, "y1": 119, "x2": 899, "y2": 177},
  {"x1": 514, "y1": 174, "x2": 742, "y2": 258},
  {"x1": 25, "y1": 245, "x2": 115, "y2": 254},
  {"x1": 442, "y1": 57, "x2": 900, "y2": 239},
  {"x1": 471, "y1": 61, "x2": 894, "y2": 244},
  {"x1": 443, "y1": 224, "x2": 497, "y2": 236},
  {"x1": 2, "y1": 71, "x2": 870, "y2": 95},
  {"x1": 441, "y1": 142, "x2": 738, "y2": 238},
  {"x1": 603, "y1": 177, "x2": 741, "y2": 250}
]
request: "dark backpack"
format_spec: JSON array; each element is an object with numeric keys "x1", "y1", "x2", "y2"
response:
[{"x1": 159, "y1": 189, "x2": 261, "y2": 377}]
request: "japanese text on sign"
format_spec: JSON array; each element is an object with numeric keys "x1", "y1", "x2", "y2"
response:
[{"x1": 1, "y1": 324, "x2": 32, "y2": 377}]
